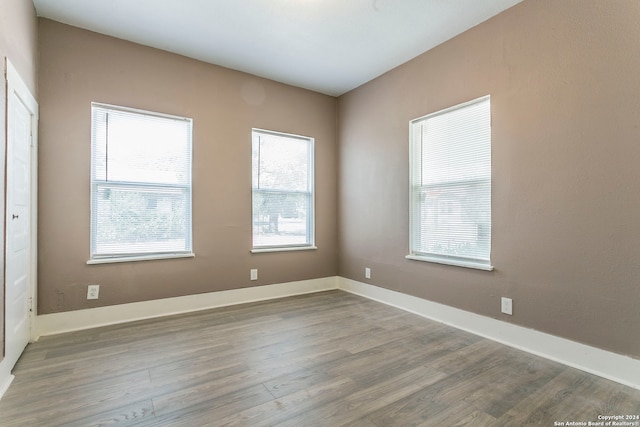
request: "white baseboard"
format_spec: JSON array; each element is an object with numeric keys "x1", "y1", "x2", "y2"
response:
[
  {"x1": 0, "y1": 367, "x2": 14, "y2": 401},
  {"x1": 36, "y1": 277, "x2": 339, "y2": 338},
  {"x1": 338, "y1": 278, "x2": 640, "y2": 390}
]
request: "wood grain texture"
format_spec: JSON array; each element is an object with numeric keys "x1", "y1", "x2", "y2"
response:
[{"x1": 1, "y1": 290, "x2": 638, "y2": 426}]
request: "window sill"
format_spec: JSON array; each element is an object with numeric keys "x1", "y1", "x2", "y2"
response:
[
  {"x1": 87, "y1": 252, "x2": 195, "y2": 265},
  {"x1": 251, "y1": 246, "x2": 317, "y2": 254},
  {"x1": 405, "y1": 254, "x2": 493, "y2": 271}
]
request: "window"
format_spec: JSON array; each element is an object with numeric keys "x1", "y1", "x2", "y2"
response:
[
  {"x1": 407, "y1": 96, "x2": 492, "y2": 271},
  {"x1": 252, "y1": 129, "x2": 315, "y2": 251},
  {"x1": 89, "y1": 103, "x2": 193, "y2": 263}
]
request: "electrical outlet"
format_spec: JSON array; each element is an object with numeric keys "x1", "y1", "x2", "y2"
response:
[
  {"x1": 250, "y1": 269, "x2": 258, "y2": 281},
  {"x1": 365, "y1": 267, "x2": 371, "y2": 279},
  {"x1": 501, "y1": 297, "x2": 513, "y2": 315},
  {"x1": 87, "y1": 284, "x2": 100, "y2": 300}
]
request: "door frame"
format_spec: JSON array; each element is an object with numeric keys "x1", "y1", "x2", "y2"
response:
[
  {"x1": 6, "y1": 58, "x2": 39, "y2": 340},
  {"x1": 0, "y1": 58, "x2": 38, "y2": 399}
]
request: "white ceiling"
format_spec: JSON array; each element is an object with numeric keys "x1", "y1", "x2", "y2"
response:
[{"x1": 33, "y1": 0, "x2": 523, "y2": 96}]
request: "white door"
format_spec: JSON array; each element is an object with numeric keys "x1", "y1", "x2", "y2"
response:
[{"x1": 4, "y1": 59, "x2": 38, "y2": 371}]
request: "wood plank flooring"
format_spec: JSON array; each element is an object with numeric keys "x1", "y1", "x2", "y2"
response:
[{"x1": 0, "y1": 290, "x2": 638, "y2": 426}]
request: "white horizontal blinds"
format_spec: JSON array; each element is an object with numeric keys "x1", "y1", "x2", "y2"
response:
[
  {"x1": 91, "y1": 104, "x2": 192, "y2": 258},
  {"x1": 411, "y1": 96, "x2": 491, "y2": 265},
  {"x1": 252, "y1": 129, "x2": 313, "y2": 248}
]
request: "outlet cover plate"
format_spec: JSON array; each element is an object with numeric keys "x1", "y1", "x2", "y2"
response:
[
  {"x1": 87, "y1": 284, "x2": 100, "y2": 300},
  {"x1": 501, "y1": 297, "x2": 513, "y2": 315}
]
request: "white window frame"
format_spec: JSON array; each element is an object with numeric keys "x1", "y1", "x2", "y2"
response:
[
  {"x1": 88, "y1": 103, "x2": 194, "y2": 264},
  {"x1": 251, "y1": 128, "x2": 316, "y2": 253},
  {"x1": 407, "y1": 96, "x2": 493, "y2": 271}
]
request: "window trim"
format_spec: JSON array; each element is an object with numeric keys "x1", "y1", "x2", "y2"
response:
[
  {"x1": 407, "y1": 96, "x2": 493, "y2": 271},
  {"x1": 89, "y1": 103, "x2": 194, "y2": 264},
  {"x1": 404, "y1": 254, "x2": 493, "y2": 271},
  {"x1": 87, "y1": 252, "x2": 195, "y2": 265},
  {"x1": 251, "y1": 128, "x2": 315, "y2": 252}
]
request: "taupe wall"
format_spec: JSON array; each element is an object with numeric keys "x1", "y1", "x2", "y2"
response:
[
  {"x1": 37, "y1": 19, "x2": 338, "y2": 314},
  {"x1": 35, "y1": 0, "x2": 640, "y2": 360},
  {"x1": 338, "y1": 0, "x2": 640, "y2": 359},
  {"x1": 0, "y1": 0, "x2": 38, "y2": 359},
  {"x1": 0, "y1": 0, "x2": 38, "y2": 94}
]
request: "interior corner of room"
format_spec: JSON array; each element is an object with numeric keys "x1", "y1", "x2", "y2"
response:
[{"x1": 1, "y1": 0, "x2": 639, "y2": 412}]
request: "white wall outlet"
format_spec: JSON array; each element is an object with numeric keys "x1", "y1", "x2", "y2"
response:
[
  {"x1": 501, "y1": 297, "x2": 513, "y2": 315},
  {"x1": 365, "y1": 267, "x2": 371, "y2": 279},
  {"x1": 87, "y1": 284, "x2": 100, "y2": 300},
  {"x1": 250, "y1": 269, "x2": 258, "y2": 281}
]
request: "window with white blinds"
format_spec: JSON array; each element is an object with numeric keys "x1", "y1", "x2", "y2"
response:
[
  {"x1": 252, "y1": 129, "x2": 315, "y2": 251},
  {"x1": 90, "y1": 103, "x2": 193, "y2": 262},
  {"x1": 407, "y1": 96, "x2": 493, "y2": 271}
]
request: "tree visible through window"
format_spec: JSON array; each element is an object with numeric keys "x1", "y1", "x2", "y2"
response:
[
  {"x1": 252, "y1": 129, "x2": 314, "y2": 250},
  {"x1": 408, "y1": 96, "x2": 492, "y2": 270},
  {"x1": 90, "y1": 103, "x2": 193, "y2": 260}
]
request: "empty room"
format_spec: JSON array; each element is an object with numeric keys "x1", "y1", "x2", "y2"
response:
[{"x1": 0, "y1": 0, "x2": 639, "y2": 425}]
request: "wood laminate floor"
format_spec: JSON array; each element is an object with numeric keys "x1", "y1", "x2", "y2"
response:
[{"x1": 0, "y1": 290, "x2": 638, "y2": 426}]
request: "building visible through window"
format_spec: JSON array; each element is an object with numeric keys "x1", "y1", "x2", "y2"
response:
[
  {"x1": 408, "y1": 96, "x2": 492, "y2": 271},
  {"x1": 90, "y1": 103, "x2": 193, "y2": 261}
]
